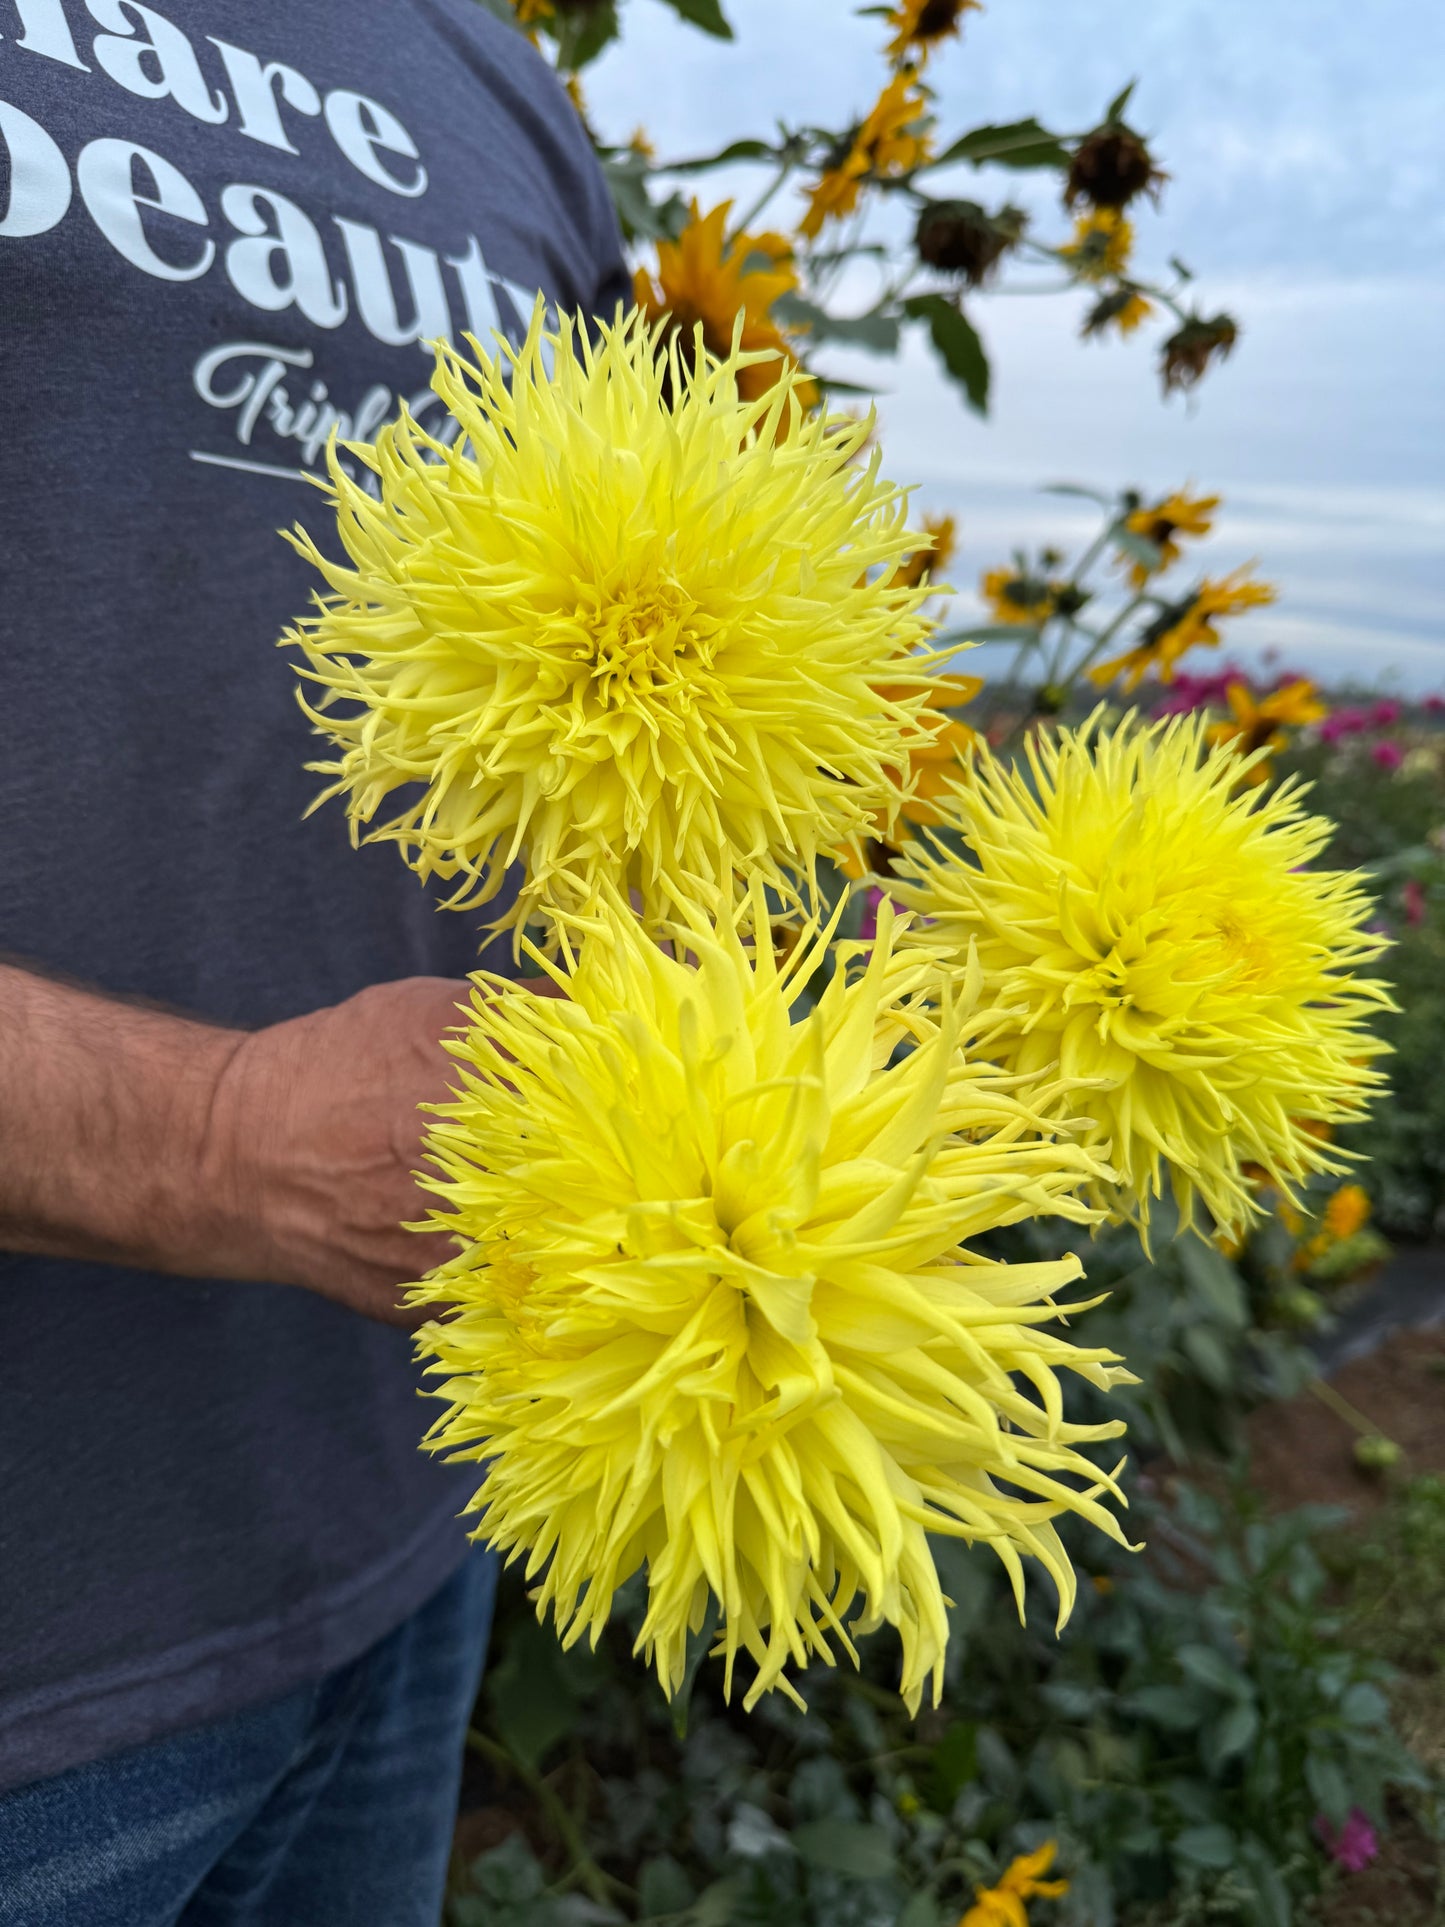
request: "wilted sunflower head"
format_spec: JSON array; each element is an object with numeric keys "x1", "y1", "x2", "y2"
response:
[
  {"x1": 1161, "y1": 311, "x2": 1239, "y2": 394},
  {"x1": 892, "y1": 712, "x2": 1394, "y2": 1237},
  {"x1": 283, "y1": 304, "x2": 939, "y2": 948},
  {"x1": 1065, "y1": 123, "x2": 1168, "y2": 210},
  {"x1": 914, "y1": 199, "x2": 1026, "y2": 286},
  {"x1": 409, "y1": 884, "x2": 1132, "y2": 1713}
]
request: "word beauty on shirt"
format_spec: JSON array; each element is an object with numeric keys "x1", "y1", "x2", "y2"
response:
[{"x1": 0, "y1": 0, "x2": 539, "y2": 352}]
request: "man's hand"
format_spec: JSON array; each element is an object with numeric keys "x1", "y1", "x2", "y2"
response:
[
  {"x1": 204, "y1": 979, "x2": 472, "y2": 1324},
  {"x1": 0, "y1": 965, "x2": 488, "y2": 1326}
]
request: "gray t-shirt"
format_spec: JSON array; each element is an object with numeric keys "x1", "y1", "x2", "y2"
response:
[{"x1": 0, "y1": 0, "x2": 627, "y2": 1791}]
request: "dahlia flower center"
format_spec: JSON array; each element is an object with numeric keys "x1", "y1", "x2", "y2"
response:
[{"x1": 577, "y1": 578, "x2": 716, "y2": 707}]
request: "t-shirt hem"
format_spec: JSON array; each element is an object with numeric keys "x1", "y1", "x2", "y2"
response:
[{"x1": 0, "y1": 1503, "x2": 476, "y2": 1795}]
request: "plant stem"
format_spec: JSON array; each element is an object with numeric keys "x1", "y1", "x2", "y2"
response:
[
  {"x1": 465, "y1": 1728, "x2": 631, "y2": 1908},
  {"x1": 729, "y1": 161, "x2": 795, "y2": 242},
  {"x1": 1307, "y1": 1374, "x2": 1394, "y2": 1443}
]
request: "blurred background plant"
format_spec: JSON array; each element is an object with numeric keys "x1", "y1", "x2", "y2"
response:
[{"x1": 446, "y1": 3, "x2": 1445, "y2": 1920}]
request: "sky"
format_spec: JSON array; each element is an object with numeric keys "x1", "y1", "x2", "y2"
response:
[{"x1": 588, "y1": 0, "x2": 1445, "y2": 689}]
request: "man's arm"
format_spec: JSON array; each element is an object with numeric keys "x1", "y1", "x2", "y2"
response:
[{"x1": 0, "y1": 965, "x2": 471, "y2": 1323}]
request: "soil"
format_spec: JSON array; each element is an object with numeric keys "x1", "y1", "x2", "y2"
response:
[{"x1": 1248, "y1": 1324, "x2": 1445, "y2": 1521}]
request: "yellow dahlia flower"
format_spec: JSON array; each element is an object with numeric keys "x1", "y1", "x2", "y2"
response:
[
  {"x1": 409, "y1": 886, "x2": 1131, "y2": 1712},
  {"x1": 283, "y1": 306, "x2": 938, "y2": 945},
  {"x1": 892, "y1": 713, "x2": 1393, "y2": 1236}
]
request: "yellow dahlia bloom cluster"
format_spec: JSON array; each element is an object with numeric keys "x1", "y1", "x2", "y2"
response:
[
  {"x1": 893, "y1": 713, "x2": 1393, "y2": 1236},
  {"x1": 284, "y1": 306, "x2": 937, "y2": 946},
  {"x1": 409, "y1": 888, "x2": 1132, "y2": 1711}
]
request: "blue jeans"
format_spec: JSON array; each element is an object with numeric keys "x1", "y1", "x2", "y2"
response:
[{"x1": 0, "y1": 1551, "x2": 497, "y2": 1927}]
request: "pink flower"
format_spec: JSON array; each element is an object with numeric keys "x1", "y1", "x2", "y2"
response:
[
  {"x1": 1156, "y1": 666, "x2": 1247, "y2": 716},
  {"x1": 1370, "y1": 700, "x2": 1401, "y2": 727},
  {"x1": 1424, "y1": 695, "x2": 1445, "y2": 717},
  {"x1": 858, "y1": 885, "x2": 886, "y2": 943},
  {"x1": 1321, "y1": 708, "x2": 1369, "y2": 744},
  {"x1": 1314, "y1": 1808, "x2": 1380, "y2": 1874},
  {"x1": 1404, "y1": 878, "x2": 1427, "y2": 925},
  {"x1": 1372, "y1": 740, "x2": 1403, "y2": 771}
]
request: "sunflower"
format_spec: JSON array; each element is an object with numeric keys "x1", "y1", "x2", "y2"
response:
[
  {"x1": 1088, "y1": 566, "x2": 1276, "y2": 691},
  {"x1": 888, "y1": 512, "x2": 957, "y2": 590},
  {"x1": 1206, "y1": 677, "x2": 1328, "y2": 785},
  {"x1": 981, "y1": 565, "x2": 1063, "y2": 626},
  {"x1": 633, "y1": 200, "x2": 816, "y2": 407},
  {"x1": 409, "y1": 886, "x2": 1132, "y2": 1712},
  {"x1": 884, "y1": 0, "x2": 981, "y2": 64},
  {"x1": 800, "y1": 74, "x2": 933, "y2": 239},
  {"x1": 283, "y1": 304, "x2": 939, "y2": 946},
  {"x1": 1120, "y1": 487, "x2": 1219, "y2": 587},
  {"x1": 1060, "y1": 207, "x2": 1133, "y2": 281},
  {"x1": 892, "y1": 712, "x2": 1393, "y2": 1235},
  {"x1": 1082, "y1": 289, "x2": 1154, "y2": 338}
]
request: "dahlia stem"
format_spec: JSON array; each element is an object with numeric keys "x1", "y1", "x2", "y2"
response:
[{"x1": 464, "y1": 1727, "x2": 631, "y2": 1908}]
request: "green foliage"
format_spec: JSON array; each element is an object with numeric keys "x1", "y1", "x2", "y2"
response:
[
  {"x1": 1279, "y1": 732, "x2": 1445, "y2": 1238},
  {"x1": 451, "y1": 1483, "x2": 1426, "y2": 1927}
]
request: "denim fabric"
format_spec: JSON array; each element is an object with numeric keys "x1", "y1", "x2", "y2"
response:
[{"x1": 0, "y1": 1551, "x2": 497, "y2": 1927}]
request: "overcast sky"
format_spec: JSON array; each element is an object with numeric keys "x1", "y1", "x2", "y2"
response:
[{"x1": 589, "y1": 0, "x2": 1445, "y2": 688}]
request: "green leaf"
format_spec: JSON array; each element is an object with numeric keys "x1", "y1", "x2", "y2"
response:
[
  {"x1": 667, "y1": 137, "x2": 776, "y2": 173},
  {"x1": 926, "y1": 1720, "x2": 978, "y2": 1810},
  {"x1": 601, "y1": 153, "x2": 688, "y2": 244},
  {"x1": 1104, "y1": 80, "x2": 1137, "y2": 124},
  {"x1": 773, "y1": 291, "x2": 901, "y2": 354},
  {"x1": 1204, "y1": 1699, "x2": 1261, "y2": 1771},
  {"x1": 484, "y1": 1619, "x2": 582, "y2": 1772},
  {"x1": 1123, "y1": 1684, "x2": 1207, "y2": 1731},
  {"x1": 1178, "y1": 1643, "x2": 1249, "y2": 1697},
  {"x1": 935, "y1": 118, "x2": 1069, "y2": 171},
  {"x1": 688, "y1": 1881, "x2": 742, "y2": 1927},
  {"x1": 1305, "y1": 1751, "x2": 1352, "y2": 1826},
  {"x1": 792, "y1": 1819, "x2": 897, "y2": 1880},
  {"x1": 902, "y1": 294, "x2": 989, "y2": 414},
  {"x1": 657, "y1": 0, "x2": 734, "y2": 37},
  {"x1": 639, "y1": 1856, "x2": 696, "y2": 1918},
  {"x1": 1176, "y1": 1234, "x2": 1249, "y2": 1326},
  {"x1": 1173, "y1": 1823, "x2": 1239, "y2": 1870},
  {"x1": 897, "y1": 1897, "x2": 944, "y2": 1927},
  {"x1": 553, "y1": 0, "x2": 619, "y2": 67},
  {"x1": 469, "y1": 1835, "x2": 549, "y2": 1904}
]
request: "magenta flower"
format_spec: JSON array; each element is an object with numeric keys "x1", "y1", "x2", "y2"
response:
[
  {"x1": 1372, "y1": 740, "x2": 1403, "y2": 771},
  {"x1": 1424, "y1": 695, "x2": 1445, "y2": 717},
  {"x1": 1404, "y1": 879, "x2": 1427, "y2": 926},
  {"x1": 1370, "y1": 700, "x2": 1401, "y2": 728},
  {"x1": 1314, "y1": 1808, "x2": 1380, "y2": 1873},
  {"x1": 1321, "y1": 708, "x2": 1369, "y2": 744},
  {"x1": 858, "y1": 884, "x2": 886, "y2": 943}
]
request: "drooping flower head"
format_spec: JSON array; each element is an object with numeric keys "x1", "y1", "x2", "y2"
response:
[
  {"x1": 892, "y1": 712, "x2": 1394, "y2": 1236},
  {"x1": 409, "y1": 885, "x2": 1131, "y2": 1712},
  {"x1": 884, "y1": 0, "x2": 981, "y2": 65},
  {"x1": 800, "y1": 74, "x2": 934, "y2": 238},
  {"x1": 283, "y1": 305, "x2": 939, "y2": 947}
]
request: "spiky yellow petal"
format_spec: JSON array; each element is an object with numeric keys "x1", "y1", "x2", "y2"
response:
[
  {"x1": 282, "y1": 305, "x2": 938, "y2": 947},
  {"x1": 409, "y1": 886, "x2": 1132, "y2": 1711},
  {"x1": 892, "y1": 712, "x2": 1393, "y2": 1236}
]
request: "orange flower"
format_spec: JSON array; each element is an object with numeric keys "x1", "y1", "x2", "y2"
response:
[
  {"x1": 961, "y1": 1841, "x2": 1069, "y2": 1927},
  {"x1": 838, "y1": 670, "x2": 982, "y2": 874},
  {"x1": 1089, "y1": 566, "x2": 1276, "y2": 691},
  {"x1": 980, "y1": 565, "x2": 1058, "y2": 625},
  {"x1": 633, "y1": 200, "x2": 816, "y2": 407},
  {"x1": 1121, "y1": 487, "x2": 1219, "y2": 587},
  {"x1": 888, "y1": 513, "x2": 957, "y2": 590},
  {"x1": 800, "y1": 74, "x2": 933, "y2": 239},
  {"x1": 1206, "y1": 678, "x2": 1327, "y2": 785}
]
